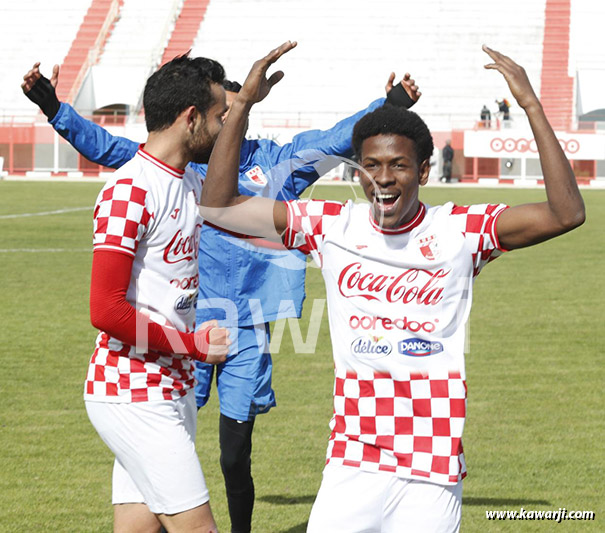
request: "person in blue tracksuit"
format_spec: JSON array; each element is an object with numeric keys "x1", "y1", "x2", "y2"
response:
[{"x1": 22, "y1": 61, "x2": 420, "y2": 532}]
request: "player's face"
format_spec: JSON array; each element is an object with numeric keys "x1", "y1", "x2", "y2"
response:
[
  {"x1": 189, "y1": 83, "x2": 228, "y2": 164},
  {"x1": 359, "y1": 134, "x2": 429, "y2": 229}
]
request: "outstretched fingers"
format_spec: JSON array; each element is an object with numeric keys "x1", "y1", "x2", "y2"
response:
[
  {"x1": 240, "y1": 40, "x2": 297, "y2": 104},
  {"x1": 267, "y1": 70, "x2": 285, "y2": 89},
  {"x1": 265, "y1": 40, "x2": 297, "y2": 65},
  {"x1": 50, "y1": 64, "x2": 60, "y2": 89},
  {"x1": 385, "y1": 72, "x2": 396, "y2": 93},
  {"x1": 482, "y1": 44, "x2": 538, "y2": 110},
  {"x1": 21, "y1": 62, "x2": 41, "y2": 93},
  {"x1": 482, "y1": 44, "x2": 519, "y2": 72},
  {"x1": 401, "y1": 72, "x2": 421, "y2": 101}
]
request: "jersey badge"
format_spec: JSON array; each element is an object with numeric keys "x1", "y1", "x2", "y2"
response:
[
  {"x1": 417, "y1": 234, "x2": 440, "y2": 261},
  {"x1": 245, "y1": 166, "x2": 268, "y2": 186}
]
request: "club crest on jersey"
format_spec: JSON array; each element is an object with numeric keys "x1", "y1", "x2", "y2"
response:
[
  {"x1": 245, "y1": 166, "x2": 268, "y2": 186},
  {"x1": 417, "y1": 234, "x2": 440, "y2": 261}
]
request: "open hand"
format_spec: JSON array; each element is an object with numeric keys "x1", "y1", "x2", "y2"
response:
[
  {"x1": 238, "y1": 41, "x2": 298, "y2": 105},
  {"x1": 21, "y1": 62, "x2": 59, "y2": 94},
  {"x1": 385, "y1": 72, "x2": 421, "y2": 103},
  {"x1": 482, "y1": 45, "x2": 539, "y2": 111}
]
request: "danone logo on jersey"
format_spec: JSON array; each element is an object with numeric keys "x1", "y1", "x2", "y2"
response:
[
  {"x1": 351, "y1": 335, "x2": 392, "y2": 359},
  {"x1": 398, "y1": 338, "x2": 444, "y2": 357},
  {"x1": 163, "y1": 224, "x2": 202, "y2": 264},
  {"x1": 338, "y1": 262, "x2": 450, "y2": 305}
]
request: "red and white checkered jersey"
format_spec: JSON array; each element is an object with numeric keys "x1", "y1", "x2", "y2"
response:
[
  {"x1": 285, "y1": 199, "x2": 508, "y2": 485},
  {"x1": 85, "y1": 148, "x2": 204, "y2": 403}
]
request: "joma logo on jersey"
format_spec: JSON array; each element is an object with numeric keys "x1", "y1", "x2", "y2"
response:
[
  {"x1": 338, "y1": 262, "x2": 449, "y2": 306},
  {"x1": 245, "y1": 166, "x2": 268, "y2": 186},
  {"x1": 398, "y1": 338, "x2": 443, "y2": 357},
  {"x1": 163, "y1": 224, "x2": 202, "y2": 264},
  {"x1": 351, "y1": 335, "x2": 392, "y2": 359}
]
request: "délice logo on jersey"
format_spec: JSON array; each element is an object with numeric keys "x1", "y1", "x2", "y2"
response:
[
  {"x1": 174, "y1": 293, "x2": 197, "y2": 315},
  {"x1": 351, "y1": 335, "x2": 393, "y2": 359},
  {"x1": 163, "y1": 224, "x2": 203, "y2": 264},
  {"x1": 338, "y1": 262, "x2": 450, "y2": 305}
]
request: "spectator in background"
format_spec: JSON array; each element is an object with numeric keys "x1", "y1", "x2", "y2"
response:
[
  {"x1": 441, "y1": 139, "x2": 454, "y2": 183},
  {"x1": 480, "y1": 104, "x2": 491, "y2": 128},
  {"x1": 496, "y1": 97, "x2": 511, "y2": 121}
]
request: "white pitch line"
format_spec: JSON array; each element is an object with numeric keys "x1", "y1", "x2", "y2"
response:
[
  {"x1": 0, "y1": 248, "x2": 90, "y2": 253},
  {"x1": 0, "y1": 206, "x2": 90, "y2": 219}
]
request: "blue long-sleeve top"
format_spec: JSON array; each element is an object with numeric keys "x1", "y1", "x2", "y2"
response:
[{"x1": 51, "y1": 99, "x2": 384, "y2": 326}]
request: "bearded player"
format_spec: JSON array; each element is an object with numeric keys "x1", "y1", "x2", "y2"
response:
[
  {"x1": 23, "y1": 57, "x2": 420, "y2": 533},
  {"x1": 84, "y1": 55, "x2": 232, "y2": 532},
  {"x1": 200, "y1": 41, "x2": 584, "y2": 532}
]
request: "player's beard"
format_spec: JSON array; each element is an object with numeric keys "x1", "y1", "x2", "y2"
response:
[{"x1": 188, "y1": 118, "x2": 217, "y2": 164}]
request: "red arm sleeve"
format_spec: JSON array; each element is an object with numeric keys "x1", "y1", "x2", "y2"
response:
[{"x1": 89, "y1": 250, "x2": 209, "y2": 361}]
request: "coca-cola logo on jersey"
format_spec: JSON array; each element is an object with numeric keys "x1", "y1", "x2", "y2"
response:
[
  {"x1": 163, "y1": 224, "x2": 202, "y2": 264},
  {"x1": 337, "y1": 262, "x2": 450, "y2": 305}
]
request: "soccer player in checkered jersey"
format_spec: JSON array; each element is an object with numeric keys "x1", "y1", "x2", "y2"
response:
[
  {"x1": 85, "y1": 55, "x2": 232, "y2": 532},
  {"x1": 201, "y1": 42, "x2": 585, "y2": 532},
  {"x1": 23, "y1": 56, "x2": 421, "y2": 533}
]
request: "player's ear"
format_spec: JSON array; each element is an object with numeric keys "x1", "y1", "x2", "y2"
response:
[
  {"x1": 184, "y1": 105, "x2": 198, "y2": 131},
  {"x1": 419, "y1": 159, "x2": 430, "y2": 186}
]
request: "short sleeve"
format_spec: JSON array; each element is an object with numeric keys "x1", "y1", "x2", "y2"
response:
[
  {"x1": 93, "y1": 178, "x2": 152, "y2": 256},
  {"x1": 283, "y1": 199, "x2": 344, "y2": 257},
  {"x1": 450, "y1": 203, "x2": 509, "y2": 277}
]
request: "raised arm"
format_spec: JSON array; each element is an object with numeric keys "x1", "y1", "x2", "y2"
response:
[
  {"x1": 201, "y1": 42, "x2": 297, "y2": 240},
  {"x1": 276, "y1": 72, "x2": 422, "y2": 197},
  {"x1": 22, "y1": 62, "x2": 138, "y2": 169},
  {"x1": 483, "y1": 46, "x2": 585, "y2": 249}
]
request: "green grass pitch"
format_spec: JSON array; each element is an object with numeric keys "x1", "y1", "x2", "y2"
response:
[{"x1": 0, "y1": 180, "x2": 603, "y2": 532}]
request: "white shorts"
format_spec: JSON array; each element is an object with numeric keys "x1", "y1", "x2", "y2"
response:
[
  {"x1": 307, "y1": 465, "x2": 462, "y2": 533},
  {"x1": 85, "y1": 391, "x2": 209, "y2": 515}
]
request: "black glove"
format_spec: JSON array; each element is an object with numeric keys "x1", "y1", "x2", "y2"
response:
[
  {"x1": 386, "y1": 82, "x2": 416, "y2": 109},
  {"x1": 24, "y1": 75, "x2": 60, "y2": 120}
]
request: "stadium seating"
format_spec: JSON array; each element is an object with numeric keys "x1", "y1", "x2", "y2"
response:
[
  {"x1": 2, "y1": 0, "x2": 605, "y2": 180},
  {"x1": 189, "y1": 0, "x2": 547, "y2": 134},
  {"x1": 160, "y1": 0, "x2": 211, "y2": 66},
  {"x1": 56, "y1": 0, "x2": 121, "y2": 106},
  {"x1": 86, "y1": 0, "x2": 183, "y2": 113},
  {"x1": 3, "y1": 0, "x2": 601, "y2": 133},
  {"x1": 540, "y1": 0, "x2": 574, "y2": 130},
  {"x1": 0, "y1": 0, "x2": 93, "y2": 117}
]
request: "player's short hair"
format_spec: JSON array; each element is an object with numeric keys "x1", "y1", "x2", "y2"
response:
[
  {"x1": 143, "y1": 54, "x2": 225, "y2": 132},
  {"x1": 352, "y1": 105, "x2": 434, "y2": 165},
  {"x1": 222, "y1": 80, "x2": 242, "y2": 93}
]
